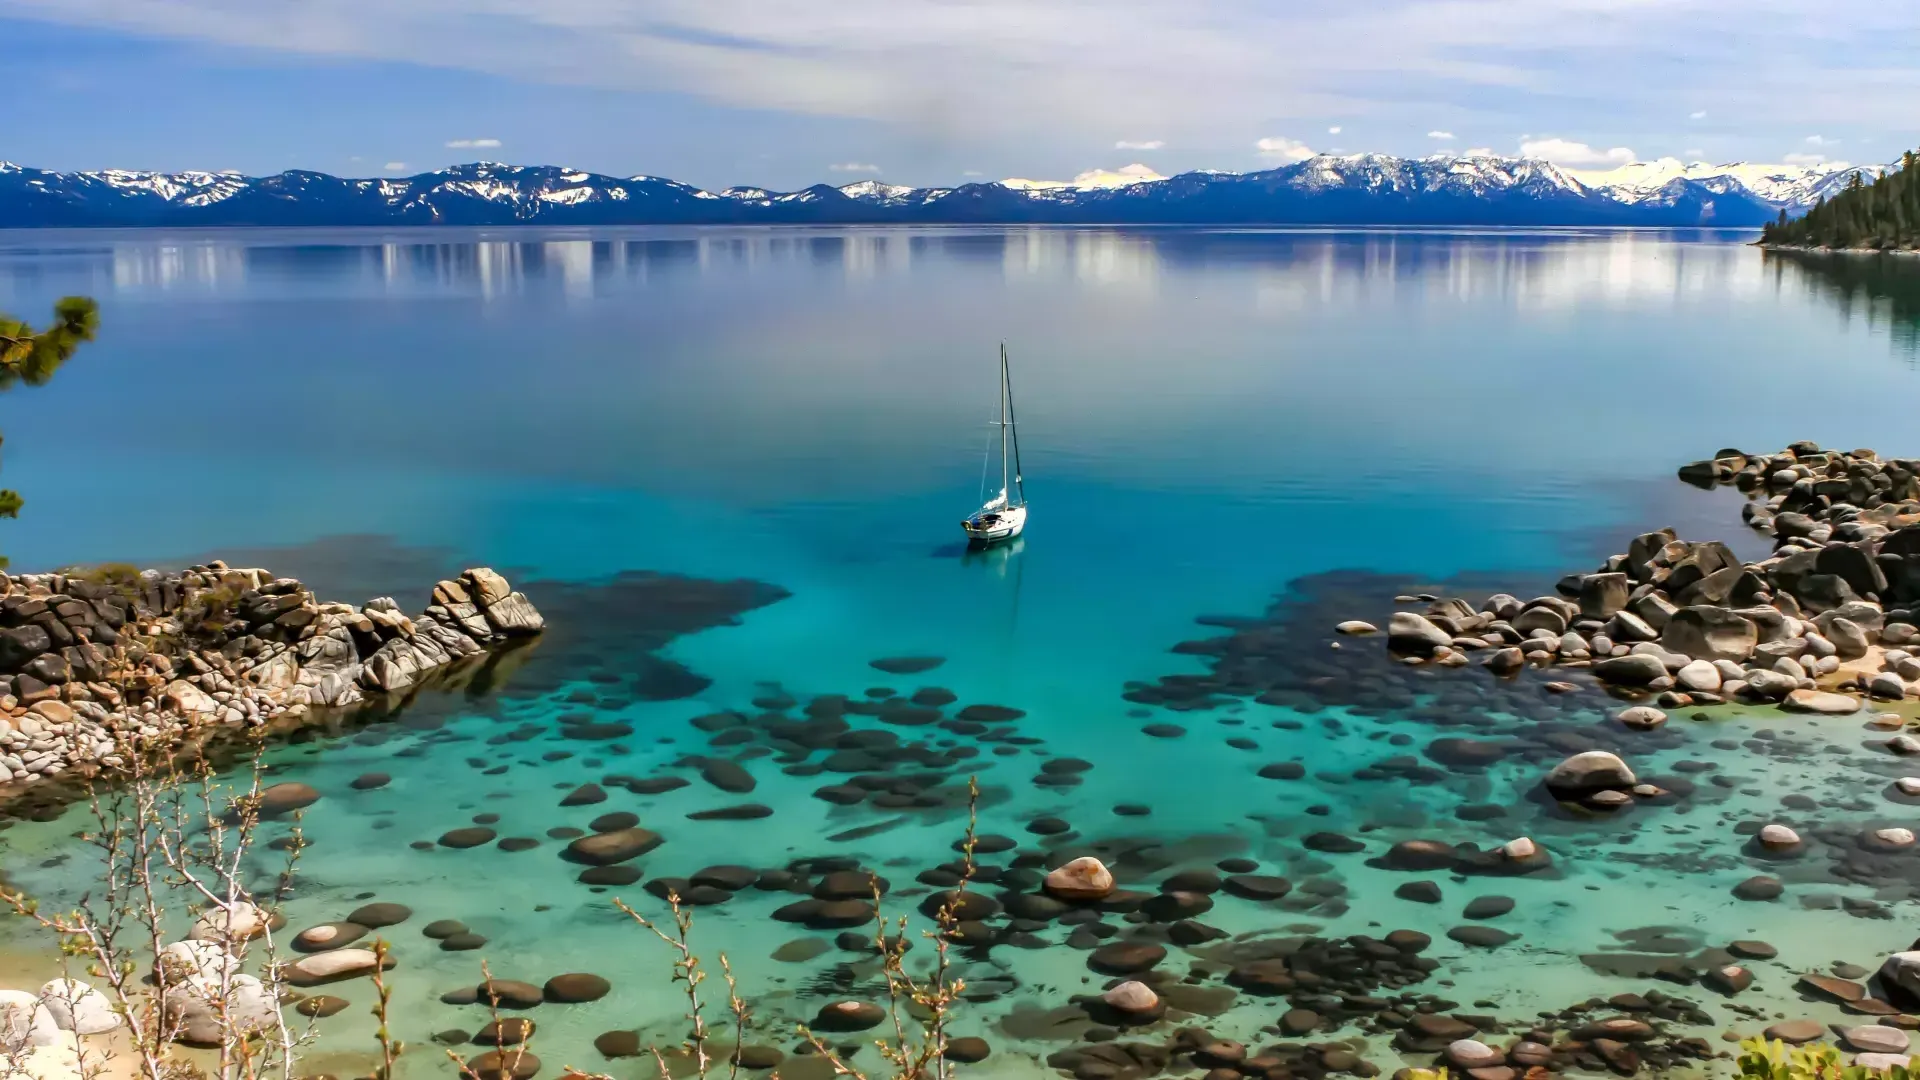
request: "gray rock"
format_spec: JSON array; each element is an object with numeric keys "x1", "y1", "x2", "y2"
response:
[
  {"x1": 1607, "y1": 610, "x2": 1659, "y2": 642},
  {"x1": 1595, "y1": 653, "x2": 1667, "y2": 685},
  {"x1": 1675, "y1": 659, "x2": 1722, "y2": 692},
  {"x1": 1615, "y1": 706, "x2": 1667, "y2": 730},
  {"x1": 1544, "y1": 751, "x2": 1636, "y2": 796},
  {"x1": 1387, "y1": 612, "x2": 1452, "y2": 655},
  {"x1": 1743, "y1": 668, "x2": 1799, "y2": 700},
  {"x1": 1511, "y1": 606, "x2": 1568, "y2": 636},
  {"x1": 1627, "y1": 591, "x2": 1678, "y2": 632},
  {"x1": 1829, "y1": 617, "x2": 1872, "y2": 659},
  {"x1": 1880, "y1": 952, "x2": 1920, "y2": 1005},
  {"x1": 1484, "y1": 647, "x2": 1524, "y2": 674},
  {"x1": 1781, "y1": 689, "x2": 1861, "y2": 715},
  {"x1": 1480, "y1": 594, "x2": 1523, "y2": 621},
  {"x1": 1871, "y1": 673, "x2": 1910, "y2": 701},
  {"x1": 1578, "y1": 573, "x2": 1630, "y2": 618},
  {"x1": 1662, "y1": 606, "x2": 1758, "y2": 662}
]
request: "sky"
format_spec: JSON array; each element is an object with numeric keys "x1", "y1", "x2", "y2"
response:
[{"x1": 2, "y1": 0, "x2": 1917, "y2": 190}]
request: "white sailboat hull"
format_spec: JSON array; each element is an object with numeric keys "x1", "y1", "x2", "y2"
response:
[{"x1": 963, "y1": 505, "x2": 1027, "y2": 546}]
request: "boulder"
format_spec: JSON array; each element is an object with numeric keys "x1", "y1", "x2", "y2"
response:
[
  {"x1": 1828, "y1": 617, "x2": 1872, "y2": 660},
  {"x1": 1674, "y1": 659, "x2": 1722, "y2": 693},
  {"x1": 564, "y1": 828, "x2": 664, "y2": 865},
  {"x1": 1781, "y1": 689, "x2": 1861, "y2": 715},
  {"x1": 1607, "y1": 609, "x2": 1661, "y2": 642},
  {"x1": 35, "y1": 980, "x2": 118, "y2": 1035},
  {"x1": 187, "y1": 902, "x2": 271, "y2": 943},
  {"x1": 1872, "y1": 673, "x2": 1910, "y2": 701},
  {"x1": 1578, "y1": 574, "x2": 1630, "y2": 618},
  {"x1": 1881, "y1": 952, "x2": 1920, "y2": 1005},
  {"x1": 284, "y1": 948, "x2": 382, "y2": 986},
  {"x1": 158, "y1": 940, "x2": 240, "y2": 987},
  {"x1": 1595, "y1": 653, "x2": 1666, "y2": 685},
  {"x1": 1758, "y1": 824, "x2": 1802, "y2": 851},
  {"x1": 1043, "y1": 857, "x2": 1115, "y2": 901},
  {"x1": 1334, "y1": 621, "x2": 1377, "y2": 635},
  {"x1": 1387, "y1": 612, "x2": 1452, "y2": 655},
  {"x1": 1854, "y1": 1053, "x2": 1918, "y2": 1073},
  {"x1": 161, "y1": 679, "x2": 218, "y2": 716},
  {"x1": 1544, "y1": 752, "x2": 1635, "y2": 796},
  {"x1": 1100, "y1": 981, "x2": 1163, "y2": 1020},
  {"x1": 1445, "y1": 1040, "x2": 1503, "y2": 1069},
  {"x1": 1744, "y1": 668, "x2": 1799, "y2": 701},
  {"x1": 1662, "y1": 607, "x2": 1757, "y2": 662},
  {"x1": 1614, "y1": 706, "x2": 1667, "y2": 731},
  {"x1": 1511, "y1": 606, "x2": 1568, "y2": 636}
]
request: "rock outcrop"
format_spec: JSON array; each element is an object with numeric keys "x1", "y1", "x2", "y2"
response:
[
  {"x1": 0, "y1": 563, "x2": 542, "y2": 788},
  {"x1": 1353, "y1": 443, "x2": 1920, "y2": 713}
]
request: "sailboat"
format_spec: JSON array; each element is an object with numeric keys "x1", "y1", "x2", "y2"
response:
[{"x1": 962, "y1": 343, "x2": 1027, "y2": 547}]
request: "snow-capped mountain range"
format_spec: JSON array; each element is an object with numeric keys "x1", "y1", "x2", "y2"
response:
[{"x1": 0, "y1": 155, "x2": 1881, "y2": 229}]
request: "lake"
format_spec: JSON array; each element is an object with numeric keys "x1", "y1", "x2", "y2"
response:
[{"x1": 3, "y1": 226, "x2": 1920, "y2": 1079}]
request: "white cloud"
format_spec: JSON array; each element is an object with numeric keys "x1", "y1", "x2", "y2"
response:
[
  {"x1": 5, "y1": 0, "x2": 1917, "y2": 166},
  {"x1": 1689, "y1": 111, "x2": 1708, "y2": 120},
  {"x1": 1518, "y1": 137, "x2": 1634, "y2": 167},
  {"x1": 1327, "y1": 125, "x2": 1341, "y2": 134},
  {"x1": 446, "y1": 138, "x2": 503, "y2": 148},
  {"x1": 1427, "y1": 130, "x2": 1455, "y2": 140},
  {"x1": 1804, "y1": 134, "x2": 1837, "y2": 145},
  {"x1": 1783, "y1": 151, "x2": 1849, "y2": 167},
  {"x1": 829, "y1": 162, "x2": 881, "y2": 173},
  {"x1": 962, "y1": 169, "x2": 983, "y2": 177},
  {"x1": 1255, "y1": 136, "x2": 1316, "y2": 162},
  {"x1": 1114, "y1": 139, "x2": 1164, "y2": 150},
  {"x1": 382, "y1": 161, "x2": 408, "y2": 171},
  {"x1": 1464, "y1": 146, "x2": 1494, "y2": 156},
  {"x1": 1682, "y1": 147, "x2": 1704, "y2": 157}
]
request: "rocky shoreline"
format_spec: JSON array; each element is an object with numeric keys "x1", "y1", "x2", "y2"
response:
[
  {"x1": 0, "y1": 561, "x2": 544, "y2": 791},
  {"x1": 1345, "y1": 443, "x2": 1920, "y2": 720}
]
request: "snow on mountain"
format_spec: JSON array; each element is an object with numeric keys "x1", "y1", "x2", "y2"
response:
[
  {"x1": 837, "y1": 180, "x2": 918, "y2": 204},
  {"x1": 0, "y1": 155, "x2": 1898, "y2": 228},
  {"x1": 1570, "y1": 157, "x2": 1880, "y2": 211},
  {"x1": 1000, "y1": 164, "x2": 1167, "y2": 192}
]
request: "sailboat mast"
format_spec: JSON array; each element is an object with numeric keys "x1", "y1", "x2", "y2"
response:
[
  {"x1": 999, "y1": 343, "x2": 1010, "y2": 504},
  {"x1": 1004, "y1": 345, "x2": 1024, "y2": 507}
]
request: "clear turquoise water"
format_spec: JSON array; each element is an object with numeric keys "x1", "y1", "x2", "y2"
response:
[{"x1": 4, "y1": 227, "x2": 1920, "y2": 1076}]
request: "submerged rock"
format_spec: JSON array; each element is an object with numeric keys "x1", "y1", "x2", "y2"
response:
[{"x1": 1544, "y1": 751, "x2": 1636, "y2": 796}]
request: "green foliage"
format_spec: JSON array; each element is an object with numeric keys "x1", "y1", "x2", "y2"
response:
[
  {"x1": 0, "y1": 296, "x2": 99, "y2": 569},
  {"x1": 1762, "y1": 151, "x2": 1920, "y2": 250},
  {"x1": 1736, "y1": 1035, "x2": 1917, "y2": 1080}
]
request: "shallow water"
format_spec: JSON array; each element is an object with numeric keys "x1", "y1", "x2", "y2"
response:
[{"x1": 4, "y1": 227, "x2": 1920, "y2": 1077}]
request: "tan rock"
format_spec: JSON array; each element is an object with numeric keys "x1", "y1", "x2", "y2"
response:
[
  {"x1": 1043, "y1": 856, "x2": 1115, "y2": 901},
  {"x1": 464, "y1": 568, "x2": 513, "y2": 607},
  {"x1": 284, "y1": 948, "x2": 382, "y2": 986},
  {"x1": 26, "y1": 701, "x2": 73, "y2": 725}
]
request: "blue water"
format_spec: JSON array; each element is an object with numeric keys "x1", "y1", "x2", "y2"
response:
[{"x1": 4, "y1": 226, "x2": 1920, "y2": 1077}]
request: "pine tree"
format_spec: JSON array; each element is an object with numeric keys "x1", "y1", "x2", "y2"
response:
[
  {"x1": 0, "y1": 296, "x2": 100, "y2": 568},
  {"x1": 1763, "y1": 150, "x2": 1920, "y2": 249}
]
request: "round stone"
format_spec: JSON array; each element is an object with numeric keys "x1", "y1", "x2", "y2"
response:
[
  {"x1": 543, "y1": 974, "x2": 610, "y2": 1004},
  {"x1": 1759, "y1": 824, "x2": 1802, "y2": 851},
  {"x1": 293, "y1": 922, "x2": 368, "y2": 952},
  {"x1": 1043, "y1": 857, "x2": 1115, "y2": 901},
  {"x1": 1100, "y1": 981, "x2": 1162, "y2": 1017},
  {"x1": 1446, "y1": 1040, "x2": 1502, "y2": 1069},
  {"x1": 1615, "y1": 706, "x2": 1667, "y2": 730},
  {"x1": 346, "y1": 903, "x2": 412, "y2": 928},
  {"x1": 1844, "y1": 1026, "x2": 1911, "y2": 1055},
  {"x1": 811, "y1": 1001, "x2": 885, "y2": 1032}
]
